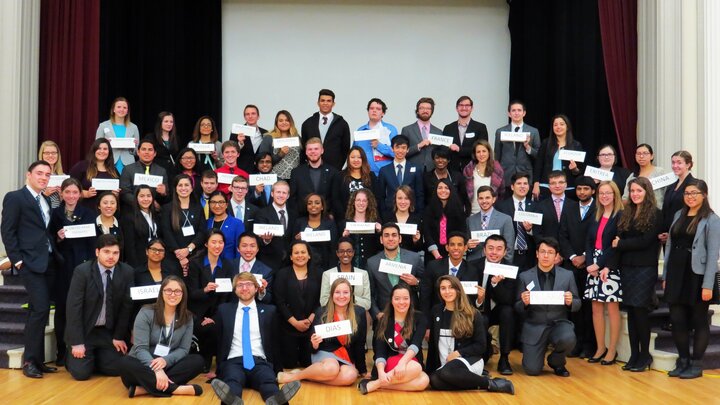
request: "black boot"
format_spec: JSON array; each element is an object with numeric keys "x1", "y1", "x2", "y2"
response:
[
  {"x1": 668, "y1": 357, "x2": 689, "y2": 377},
  {"x1": 487, "y1": 378, "x2": 515, "y2": 395},
  {"x1": 679, "y1": 359, "x2": 703, "y2": 379}
]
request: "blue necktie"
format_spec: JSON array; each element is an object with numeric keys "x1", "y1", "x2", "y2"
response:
[
  {"x1": 396, "y1": 164, "x2": 404, "y2": 185},
  {"x1": 264, "y1": 185, "x2": 271, "y2": 204},
  {"x1": 450, "y1": 267, "x2": 458, "y2": 277},
  {"x1": 242, "y1": 306, "x2": 255, "y2": 370}
]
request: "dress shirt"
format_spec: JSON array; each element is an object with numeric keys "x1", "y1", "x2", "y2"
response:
[
  {"x1": 228, "y1": 300, "x2": 266, "y2": 360},
  {"x1": 447, "y1": 259, "x2": 463, "y2": 275},
  {"x1": 231, "y1": 199, "x2": 245, "y2": 221},
  {"x1": 27, "y1": 186, "x2": 50, "y2": 227}
]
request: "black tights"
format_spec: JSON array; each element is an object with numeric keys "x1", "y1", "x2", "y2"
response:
[
  {"x1": 429, "y1": 359, "x2": 489, "y2": 391},
  {"x1": 626, "y1": 306, "x2": 651, "y2": 363},
  {"x1": 669, "y1": 303, "x2": 710, "y2": 360}
]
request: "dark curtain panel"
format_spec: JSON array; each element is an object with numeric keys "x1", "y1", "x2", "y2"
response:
[
  {"x1": 39, "y1": 0, "x2": 101, "y2": 167},
  {"x1": 598, "y1": 0, "x2": 637, "y2": 167},
  {"x1": 508, "y1": 0, "x2": 617, "y2": 164},
  {"x1": 98, "y1": 0, "x2": 222, "y2": 149}
]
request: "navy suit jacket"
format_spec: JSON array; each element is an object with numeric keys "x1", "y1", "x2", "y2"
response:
[
  {"x1": 229, "y1": 258, "x2": 274, "y2": 304},
  {"x1": 377, "y1": 161, "x2": 424, "y2": 216},
  {"x1": 1, "y1": 187, "x2": 56, "y2": 272}
]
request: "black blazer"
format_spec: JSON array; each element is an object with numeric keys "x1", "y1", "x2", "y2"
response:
[
  {"x1": 144, "y1": 134, "x2": 179, "y2": 180},
  {"x1": 120, "y1": 210, "x2": 160, "y2": 268},
  {"x1": 420, "y1": 258, "x2": 478, "y2": 316},
  {"x1": 608, "y1": 208, "x2": 663, "y2": 269},
  {"x1": 118, "y1": 161, "x2": 170, "y2": 207},
  {"x1": 289, "y1": 163, "x2": 340, "y2": 217},
  {"x1": 422, "y1": 170, "x2": 470, "y2": 213},
  {"x1": 585, "y1": 212, "x2": 621, "y2": 269},
  {"x1": 373, "y1": 311, "x2": 427, "y2": 369},
  {"x1": 558, "y1": 200, "x2": 597, "y2": 268},
  {"x1": 470, "y1": 258, "x2": 517, "y2": 313},
  {"x1": 227, "y1": 200, "x2": 259, "y2": 233},
  {"x1": 48, "y1": 202, "x2": 95, "y2": 272},
  {"x1": 301, "y1": 112, "x2": 351, "y2": 171},
  {"x1": 383, "y1": 212, "x2": 424, "y2": 252},
  {"x1": 273, "y1": 266, "x2": 322, "y2": 335},
  {"x1": 215, "y1": 301, "x2": 282, "y2": 374},
  {"x1": 1, "y1": 188, "x2": 56, "y2": 272},
  {"x1": 662, "y1": 173, "x2": 695, "y2": 232},
  {"x1": 65, "y1": 260, "x2": 135, "y2": 345},
  {"x1": 332, "y1": 172, "x2": 380, "y2": 221},
  {"x1": 426, "y1": 305, "x2": 486, "y2": 372},
  {"x1": 311, "y1": 305, "x2": 367, "y2": 374},
  {"x1": 254, "y1": 205, "x2": 297, "y2": 270},
  {"x1": 159, "y1": 200, "x2": 206, "y2": 252},
  {"x1": 533, "y1": 138, "x2": 584, "y2": 187},
  {"x1": 185, "y1": 256, "x2": 234, "y2": 319},
  {"x1": 442, "y1": 119, "x2": 489, "y2": 172},
  {"x1": 494, "y1": 196, "x2": 538, "y2": 252},
  {"x1": 231, "y1": 128, "x2": 268, "y2": 175},
  {"x1": 291, "y1": 217, "x2": 338, "y2": 271},
  {"x1": 532, "y1": 196, "x2": 573, "y2": 243}
]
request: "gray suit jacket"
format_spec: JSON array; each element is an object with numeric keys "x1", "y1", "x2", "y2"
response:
[
  {"x1": 128, "y1": 306, "x2": 195, "y2": 368},
  {"x1": 663, "y1": 211, "x2": 720, "y2": 290},
  {"x1": 96, "y1": 120, "x2": 140, "y2": 165},
  {"x1": 466, "y1": 209, "x2": 515, "y2": 262},
  {"x1": 401, "y1": 122, "x2": 442, "y2": 171},
  {"x1": 367, "y1": 249, "x2": 424, "y2": 318},
  {"x1": 494, "y1": 123, "x2": 541, "y2": 185},
  {"x1": 514, "y1": 266, "x2": 581, "y2": 345}
]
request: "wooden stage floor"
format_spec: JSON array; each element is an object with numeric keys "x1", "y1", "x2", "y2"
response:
[{"x1": 1, "y1": 352, "x2": 719, "y2": 404}]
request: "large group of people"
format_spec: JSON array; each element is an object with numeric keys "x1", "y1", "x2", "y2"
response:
[{"x1": 1, "y1": 89, "x2": 718, "y2": 403}]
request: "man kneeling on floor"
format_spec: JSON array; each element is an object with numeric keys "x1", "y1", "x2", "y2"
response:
[{"x1": 210, "y1": 271, "x2": 301, "y2": 405}]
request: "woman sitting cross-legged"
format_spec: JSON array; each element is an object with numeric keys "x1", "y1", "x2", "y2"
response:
[
  {"x1": 117, "y1": 276, "x2": 204, "y2": 398},
  {"x1": 277, "y1": 278, "x2": 367, "y2": 385}
]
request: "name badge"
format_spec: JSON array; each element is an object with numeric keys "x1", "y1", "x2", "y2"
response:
[
  {"x1": 471, "y1": 229, "x2": 500, "y2": 242},
  {"x1": 584, "y1": 166, "x2": 613, "y2": 181},
  {"x1": 103, "y1": 127, "x2": 110, "y2": 134},
  {"x1": 378, "y1": 259, "x2": 413, "y2": 276},
  {"x1": 529, "y1": 291, "x2": 565, "y2": 305},
  {"x1": 484, "y1": 262, "x2": 519, "y2": 279},
  {"x1": 314, "y1": 319, "x2": 352, "y2": 339},
  {"x1": 558, "y1": 149, "x2": 586, "y2": 162},
  {"x1": 328, "y1": 272, "x2": 363, "y2": 286},
  {"x1": 461, "y1": 281, "x2": 479, "y2": 294},
  {"x1": 153, "y1": 344, "x2": 170, "y2": 357},
  {"x1": 133, "y1": 173, "x2": 163, "y2": 187},
  {"x1": 428, "y1": 133, "x2": 453, "y2": 146},
  {"x1": 526, "y1": 280, "x2": 536, "y2": 291},
  {"x1": 273, "y1": 137, "x2": 300, "y2": 148},
  {"x1": 396, "y1": 222, "x2": 417, "y2": 236},
  {"x1": 465, "y1": 132, "x2": 475, "y2": 139},
  {"x1": 249, "y1": 174, "x2": 278, "y2": 186},
  {"x1": 217, "y1": 172, "x2": 237, "y2": 184},
  {"x1": 514, "y1": 210, "x2": 543, "y2": 225},
  {"x1": 130, "y1": 285, "x2": 161, "y2": 300},
  {"x1": 409, "y1": 167, "x2": 416, "y2": 173},
  {"x1": 182, "y1": 226, "x2": 195, "y2": 236},
  {"x1": 215, "y1": 278, "x2": 233, "y2": 293}
]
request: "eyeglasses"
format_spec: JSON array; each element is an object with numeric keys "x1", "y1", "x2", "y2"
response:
[
  {"x1": 635, "y1": 151, "x2": 651, "y2": 156},
  {"x1": 684, "y1": 191, "x2": 703, "y2": 197},
  {"x1": 163, "y1": 289, "x2": 183, "y2": 296},
  {"x1": 598, "y1": 192, "x2": 615, "y2": 196},
  {"x1": 457, "y1": 104, "x2": 472, "y2": 108},
  {"x1": 233, "y1": 186, "x2": 248, "y2": 191},
  {"x1": 337, "y1": 249, "x2": 354, "y2": 255},
  {"x1": 236, "y1": 282, "x2": 256, "y2": 289},
  {"x1": 181, "y1": 156, "x2": 196, "y2": 161},
  {"x1": 148, "y1": 247, "x2": 165, "y2": 254},
  {"x1": 538, "y1": 250, "x2": 557, "y2": 256},
  {"x1": 200, "y1": 123, "x2": 213, "y2": 128},
  {"x1": 598, "y1": 153, "x2": 614, "y2": 158},
  {"x1": 209, "y1": 201, "x2": 227, "y2": 206},
  {"x1": 42, "y1": 151, "x2": 58, "y2": 156}
]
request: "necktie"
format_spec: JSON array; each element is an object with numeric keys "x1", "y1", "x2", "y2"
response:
[
  {"x1": 145, "y1": 165, "x2": 150, "y2": 175},
  {"x1": 241, "y1": 262, "x2": 251, "y2": 273},
  {"x1": 481, "y1": 214, "x2": 489, "y2": 230},
  {"x1": 202, "y1": 196, "x2": 209, "y2": 219},
  {"x1": 516, "y1": 201, "x2": 527, "y2": 250},
  {"x1": 229, "y1": 167, "x2": 235, "y2": 174},
  {"x1": 35, "y1": 195, "x2": 47, "y2": 226},
  {"x1": 396, "y1": 164, "x2": 404, "y2": 185},
  {"x1": 242, "y1": 306, "x2": 255, "y2": 369},
  {"x1": 237, "y1": 204, "x2": 244, "y2": 221},
  {"x1": 542, "y1": 272, "x2": 552, "y2": 291},
  {"x1": 279, "y1": 209, "x2": 287, "y2": 231},
  {"x1": 514, "y1": 126, "x2": 521, "y2": 153},
  {"x1": 553, "y1": 198, "x2": 562, "y2": 221},
  {"x1": 450, "y1": 267, "x2": 458, "y2": 277},
  {"x1": 322, "y1": 116, "x2": 328, "y2": 125},
  {"x1": 421, "y1": 125, "x2": 428, "y2": 140},
  {"x1": 104, "y1": 270, "x2": 114, "y2": 329},
  {"x1": 264, "y1": 185, "x2": 271, "y2": 204},
  {"x1": 580, "y1": 204, "x2": 589, "y2": 220}
]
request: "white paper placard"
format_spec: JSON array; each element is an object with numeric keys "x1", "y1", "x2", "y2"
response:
[
  {"x1": 529, "y1": 291, "x2": 566, "y2": 305},
  {"x1": 328, "y1": 272, "x2": 363, "y2": 286},
  {"x1": 461, "y1": 281, "x2": 479, "y2": 294},
  {"x1": 187, "y1": 142, "x2": 215, "y2": 154},
  {"x1": 63, "y1": 224, "x2": 97, "y2": 239},
  {"x1": 514, "y1": 210, "x2": 543, "y2": 225},
  {"x1": 249, "y1": 173, "x2": 278, "y2": 186},
  {"x1": 254, "y1": 274, "x2": 263, "y2": 282},
  {"x1": 48, "y1": 175, "x2": 70, "y2": 187},
  {"x1": 500, "y1": 131, "x2": 530, "y2": 142},
  {"x1": 470, "y1": 229, "x2": 500, "y2": 242},
  {"x1": 650, "y1": 173, "x2": 678, "y2": 190},
  {"x1": 378, "y1": 259, "x2": 413, "y2": 276},
  {"x1": 353, "y1": 129, "x2": 380, "y2": 142},
  {"x1": 91, "y1": 178, "x2": 120, "y2": 191},
  {"x1": 110, "y1": 137, "x2": 135, "y2": 149},
  {"x1": 133, "y1": 173, "x2": 163, "y2": 187},
  {"x1": 483, "y1": 262, "x2": 519, "y2": 279},
  {"x1": 314, "y1": 319, "x2": 352, "y2": 339},
  {"x1": 558, "y1": 149, "x2": 586, "y2": 162},
  {"x1": 428, "y1": 133, "x2": 454, "y2": 146},
  {"x1": 215, "y1": 278, "x2": 233, "y2": 293},
  {"x1": 345, "y1": 222, "x2": 376, "y2": 234},
  {"x1": 0, "y1": 257, "x2": 9, "y2": 266},
  {"x1": 231, "y1": 123, "x2": 255, "y2": 136},
  {"x1": 131, "y1": 285, "x2": 161, "y2": 301},
  {"x1": 584, "y1": 166, "x2": 614, "y2": 181},
  {"x1": 273, "y1": 137, "x2": 301, "y2": 148},
  {"x1": 253, "y1": 224, "x2": 285, "y2": 237},
  {"x1": 396, "y1": 222, "x2": 418, "y2": 236},
  {"x1": 217, "y1": 172, "x2": 237, "y2": 185},
  {"x1": 301, "y1": 230, "x2": 331, "y2": 242}
]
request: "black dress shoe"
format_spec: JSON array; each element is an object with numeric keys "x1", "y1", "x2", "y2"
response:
[
  {"x1": 38, "y1": 363, "x2": 58, "y2": 373},
  {"x1": 497, "y1": 356, "x2": 513, "y2": 375},
  {"x1": 210, "y1": 379, "x2": 244, "y2": 405},
  {"x1": 266, "y1": 381, "x2": 301, "y2": 405},
  {"x1": 622, "y1": 355, "x2": 638, "y2": 371},
  {"x1": 588, "y1": 348, "x2": 608, "y2": 363},
  {"x1": 552, "y1": 366, "x2": 570, "y2": 377},
  {"x1": 22, "y1": 363, "x2": 43, "y2": 379},
  {"x1": 487, "y1": 377, "x2": 515, "y2": 395},
  {"x1": 629, "y1": 356, "x2": 653, "y2": 372},
  {"x1": 601, "y1": 352, "x2": 618, "y2": 366}
]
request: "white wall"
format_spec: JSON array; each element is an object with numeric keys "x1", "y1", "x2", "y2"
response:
[{"x1": 222, "y1": 0, "x2": 511, "y2": 142}]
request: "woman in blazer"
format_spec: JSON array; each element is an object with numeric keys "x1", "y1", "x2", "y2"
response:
[
  {"x1": 359, "y1": 284, "x2": 429, "y2": 395},
  {"x1": 662, "y1": 179, "x2": 720, "y2": 378},
  {"x1": 206, "y1": 191, "x2": 244, "y2": 261},
  {"x1": 384, "y1": 186, "x2": 423, "y2": 252},
  {"x1": 148, "y1": 111, "x2": 180, "y2": 179},
  {"x1": 610, "y1": 177, "x2": 663, "y2": 372},
  {"x1": 532, "y1": 114, "x2": 584, "y2": 200},
  {"x1": 462, "y1": 140, "x2": 504, "y2": 212},
  {"x1": 424, "y1": 179, "x2": 468, "y2": 262},
  {"x1": 333, "y1": 146, "x2": 380, "y2": 218},
  {"x1": 339, "y1": 188, "x2": 382, "y2": 269},
  {"x1": 660, "y1": 150, "x2": 696, "y2": 243},
  {"x1": 121, "y1": 185, "x2": 160, "y2": 267},
  {"x1": 160, "y1": 174, "x2": 205, "y2": 275},
  {"x1": 70, "y1": 138, "x2": 121, "y2": 211},
  {"x1": 95, "y1": 97, "x2": 140, "y2": 174},
  {"x1": 584, "y1": 181, "x2": 624, "y2": 365},
  {"x1": 292, "y1": 193, "x2": 338, "y2": 271},
  {"x1": 319, "y1": 237, "x2": 372, "y2": 312},
  {"x1": 595, "y1": 144, "x2": 632, "y2": 196},
  {"x1": 117, "y1": 276, "x2": 204, "y2": 398},
  {"x1": 277, "y1": 278, "x2": 367, "y2": 385},
  {"x1": 426, "y1": 276, "x2": 514, "y2": 394},
  {"x1": 95, "y1": 191, "x2": 123, "y2": 248}
]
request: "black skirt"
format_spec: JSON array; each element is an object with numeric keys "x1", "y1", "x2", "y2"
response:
[{"x1": 620, "y1": 265, "x2": 657, "y2": 308}]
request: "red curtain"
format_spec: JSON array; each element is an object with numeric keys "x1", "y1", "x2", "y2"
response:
[
  {"x1": 598, "y1": 0, "x2": 638, "y2": 167},
  {"x1": 39, "y1": 0, "x2": 100, "y2": 168}
]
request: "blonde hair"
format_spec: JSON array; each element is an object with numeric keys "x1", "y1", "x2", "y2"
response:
[
  {"x1": 322, "y1": 278, "x2": 358, "y2": 337},
  {"x1": 109, "y1": 97, "x2": 130, "y2": 126},
  {"x1": 595, "y1": 180, "x2": 624, "y2": 220},
  {"x1": 269, "y1": 110, "x2": 299, "y2": 138},
  {"x1": 38, "y1": 140, "x2": 63, "y2": 175}
]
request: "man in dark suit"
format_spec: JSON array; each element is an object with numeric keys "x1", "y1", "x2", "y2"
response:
[
  {"x1": 494, "y1": 172, "x2": 538, "y2": 272},
  {"x1": 247, "y1": 152, "x2": 273, "y2": 209},
  {"x1": 401, "y1": 97, "x2": 442, "y2": 172},
  {"x1": 377, "y1": 134, "x2": 425, "y2": 217},
  {"x1": 443, "y1": 95, "x2": 489, "y2": 172},
  {"x1": 65, "y1": 234, "x2": 135, "y2": 381},
  {"x1": 195, "y1": 170, "x2": 219, "y2": 220},
  {"x1": 289, "y1": 137, "x2": 339, "y2": 217},
  {"x1": 231, "y1": 233, "x2": 273, "y2": 304},
  {"x1": 515, "y1": 237, "x2": 581, "y2": 377},
  {"x1": 367, "y1": 223, "x2": 424, "y2": 320},
  {"x1": 466, "y1": 186, "x2": 515, "y2": 262},
  {"x1": 230, "y1": 104, "x2": 272, "y2": 175},
  {"x1": 210, "y1": 272, "x2": 301, "y2": 405},
  {"x1": 227, "y1": 176, "x2": 259, "y2": 233},
  {"x1": 1, "y1": 160, "x2": 58, "y2": 378},
  {"x1": 118, "y1": 139, "x2": 169, "y2": 208},
  {"x1": 300, "y1": 89, "x2": 351, "y2": 171},
  {"x1": 420, "y1": 232, "x2": 478, "y2": 316},
  {"x1": 559, "y1": 176, "x2": 597, "y2": 358},
  {"x1": 532, "y1": 171, "x2": 572, "y2": 254},
  {"x1": 469, "y1": 234, "x2": 518, "y2": 375},
  {"x1": 255, "y1": 181, "x2": 296, "y2": 270},
  {"x1": 494, "y1": 100, "x2": 541, "y2": 193}
]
